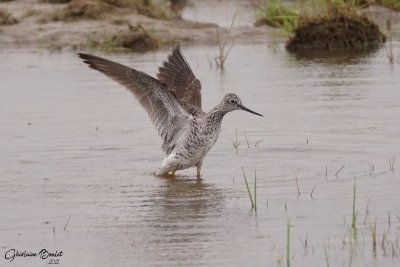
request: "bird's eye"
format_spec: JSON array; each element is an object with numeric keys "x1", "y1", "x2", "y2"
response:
[{"x1": 230, "y1": 99, "x2": 235, "y2": 104}]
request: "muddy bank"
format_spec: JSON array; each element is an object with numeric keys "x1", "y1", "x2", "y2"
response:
[
  {"x1": 0, "y1": 0, "x2": 272, "y2": 51},
  {"x1": 286, "y1": 15, "x2": 386, "y2": 50},
  {"x1": 0, "y1": 1, "x2": 399, "y2": 51},
  {"x1": 0, "y1": 8, "x2": 18, "y2": 26}
]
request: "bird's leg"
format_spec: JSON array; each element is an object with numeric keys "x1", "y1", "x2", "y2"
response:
[
  {"x1": 196, "y1": 160, "x2": 203, "y2": 178},
  {"x1": 168, "y1": 170, "x2": 177, "y2": 176}
]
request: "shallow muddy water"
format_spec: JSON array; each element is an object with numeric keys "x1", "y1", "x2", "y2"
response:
[
  {"x1": 1, "y1": 42, "x2": 400, "y2": 267},
  {"x1": 183, "y1": 0, "x2": 254, "y2": 27}
]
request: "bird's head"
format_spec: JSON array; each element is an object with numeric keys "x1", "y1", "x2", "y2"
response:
[{"x1": 221, "y1": 93, "x2": 263, "y2": 117}]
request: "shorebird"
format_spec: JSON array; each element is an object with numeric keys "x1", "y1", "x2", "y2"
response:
[{"x1": 79, "y1": 46, "x2": 262, "y2": 177}]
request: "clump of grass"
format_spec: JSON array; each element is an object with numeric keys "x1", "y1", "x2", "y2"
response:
[
  {"x1": 0, "y1": 8, "x2": 19, "y2": 26},
  {"x1": 289, "y1": 14, "x2": 385, "y2": 50},
  {"x1": 242, "y1": 168, "x2": 257, "y2": 210},
  {"x1": 86, "y1": 24, "x2": 160, "y2": 52},
  {"x1": 257, "y1": 0, "x2": 386, "y2": 50},
  {"x1": 255, "y1": 0, "x2": 299, "y2": 34}
]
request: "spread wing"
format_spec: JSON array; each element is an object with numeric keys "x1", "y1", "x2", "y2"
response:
[
  {"x1": 79, "y1": 53, "x2": 190, "y2": 154},
  {"x1": 157, "y1": 45, "x2": 202, "y2": 110}
]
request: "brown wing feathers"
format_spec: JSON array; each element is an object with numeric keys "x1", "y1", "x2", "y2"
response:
[
  {"x1": 157, "y1": 46, "x2": 202, "y2": 109},
  {"x1": 78, "y1": 53, "x2": 189, "y2": 151},
  {"x1": 79, "y1": 48, "x2": 201, "y2": 153}
]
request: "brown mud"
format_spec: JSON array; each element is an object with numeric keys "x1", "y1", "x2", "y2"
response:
[
  {"x1": 0, "y1": 0, "x2": 272, "y2": 51},
  {"x1": 87, "y1": 24, "x2": 160, "y2": 52},
  {"x1": 0, "y1": 7, "x2": 18, "y2": 25},
  {"x1": 50, "y1": 0, "x2": 115, "y2": 21},
  {"x1": 0, "y1": 1, "x2": 399, "y2": 51},
  {"x1": 287, "y1": 14, "x2": 386, "y2": 50}
]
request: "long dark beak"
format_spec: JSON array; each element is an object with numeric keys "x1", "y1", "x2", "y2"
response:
[{"x1": 238, "y1": 104, "x2": 263, "y2": 117}]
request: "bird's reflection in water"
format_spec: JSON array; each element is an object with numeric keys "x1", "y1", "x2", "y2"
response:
[{"x1": 145, "y1": 175, "x2": 225, "y2": 245}]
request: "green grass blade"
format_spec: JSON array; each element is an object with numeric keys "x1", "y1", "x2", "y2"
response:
[
  {"x1": 254, "y1": 169, "x2": 257, "y2": 211},
  {"x1": 287, "y1": 221, "x2": 291, "y2": 267},
  {"x1": 242, "y1": 168, "x2": 254, "y2": 209},
  {"x1": 351, "y1": 179, "x2": 357, "y2": 229}
]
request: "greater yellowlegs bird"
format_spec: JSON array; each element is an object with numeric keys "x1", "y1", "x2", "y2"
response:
[{"x1": 79, "y1": 46, "x2": 262, "y2": 177}]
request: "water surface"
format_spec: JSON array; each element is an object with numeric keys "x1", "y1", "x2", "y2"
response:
[{"x1": 1, "y1": 43, "x2": 400, "y2": 266}]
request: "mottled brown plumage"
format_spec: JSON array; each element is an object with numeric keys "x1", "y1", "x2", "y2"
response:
[
  {"x1": 79, "y1": 52, "x2": 189, "y2": 155},
  {"x1": 157, "y1": 45, "x2": 202, "y2": 113}
]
